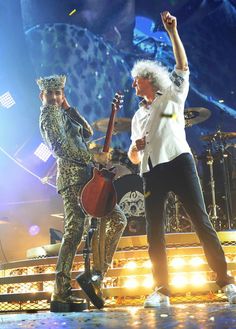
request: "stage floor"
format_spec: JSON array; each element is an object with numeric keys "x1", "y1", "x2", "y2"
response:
[{"x1": 1, "y1": 304, "x2": 236, "y2": 329}]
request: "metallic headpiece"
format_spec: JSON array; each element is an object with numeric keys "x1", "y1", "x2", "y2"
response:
[{"x1": 36, "y1": 75, "x2": 66, "y2": 91}]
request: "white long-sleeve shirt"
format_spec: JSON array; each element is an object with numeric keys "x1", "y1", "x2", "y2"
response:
[{"x1": 131, "y1": 67, "x2": 191, "y2": 175}]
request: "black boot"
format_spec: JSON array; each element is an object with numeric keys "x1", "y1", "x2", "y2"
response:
[
  {"x1": 50, "y1": 292, "x2": 88, "y2": 312},
  {"x1": 76, "y1": 272, "x2": 105, "y2": 309}
]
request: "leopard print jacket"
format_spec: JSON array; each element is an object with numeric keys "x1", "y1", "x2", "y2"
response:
[{"x1": 39, "y1": 105, "x2": 94, "y2": 192}]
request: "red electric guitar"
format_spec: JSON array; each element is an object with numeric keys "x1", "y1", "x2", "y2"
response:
[{"x1": 80, "y1": 92, "x2": 123, "y2": 218}]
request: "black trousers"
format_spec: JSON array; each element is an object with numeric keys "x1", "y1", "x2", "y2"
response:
[{"x1": 143, "y1": 153, "x2": 233, "y2": 296}]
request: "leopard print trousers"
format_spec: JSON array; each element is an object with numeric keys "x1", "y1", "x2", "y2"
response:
[{"x1": 54, "y1": 183, "x2": 127, "y2": 298}]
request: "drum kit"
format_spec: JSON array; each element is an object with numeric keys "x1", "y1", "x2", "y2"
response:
[
  {"x1": 198, "y1": 130, "x2": 236, "y2": 230},
  {"x1": 89, "y1": 108, "x2": 236, "y2": 233},
  {"x1": 90, "y1": 117, "x2": 144, "y2": 235}
]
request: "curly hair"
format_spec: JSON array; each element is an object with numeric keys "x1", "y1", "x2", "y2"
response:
[{"x1": 131, "y1": 60, "x2": 171, "y2": 92}]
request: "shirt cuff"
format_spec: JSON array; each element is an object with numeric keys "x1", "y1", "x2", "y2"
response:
[{"x1": 173, "y1": 65, "x2": 190, "y2": 77}]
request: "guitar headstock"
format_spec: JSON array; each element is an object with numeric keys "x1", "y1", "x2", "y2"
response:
[{"x1": 112, "y1": 92, "x2": 124, "y2": 112}]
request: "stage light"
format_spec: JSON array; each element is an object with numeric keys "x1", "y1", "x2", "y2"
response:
[
  {"x1": 44, "y1": 267, "x2": 54, "y2": 274},
  {"x1": 143, "y1": 260, "x2": 152, "y2": 268},
  {"x1": 190, "y1": 273, "x2": 207, "y2": 286},
  {"x1": 142, "y1": 275, "x2": 154, "y2": 288},
  {"x1": 34, "y1": 143, "x2": 52, "y2": 162},
  {"x1": 171, "y1": 274, "x2": 188, "y2": 287},
  {"x1": 170, "y1": 257, "x2": 186, "y2": 268},
  {"x1": 29, "y1": 287, "x2": 39, "y2": 293},
  {"x1": 189, "y1": 256, "x2": 205, "y2": 267},
  {"x1": 0, "y1": 91, "x2": 15, "y2": 109},
  {"x1": 124, "y1": 261, "x2": 137, "y2": 269},
  {"x1": 43, "y1": 282, "x2": 54, "y2": 292},
  {"x1": 27, "y1": 268, "x2": 35, "y2": 275},
  {"x1": 124, "y1": 277, "x2": 138, "y2": 289},
  {"x1": 28, "y1": 225, "x2": 40, "y2": 236}
]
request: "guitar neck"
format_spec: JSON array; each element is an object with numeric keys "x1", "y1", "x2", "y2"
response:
[{"x1": 103, "y1": 108, "x2": 116, "y2": 153}]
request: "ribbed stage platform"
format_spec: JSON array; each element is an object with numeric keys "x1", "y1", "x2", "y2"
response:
[{"x1": 0, "y1": 232, "x2": 236, "y2": 313}]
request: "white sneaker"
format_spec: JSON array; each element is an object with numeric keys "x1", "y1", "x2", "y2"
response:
[
  {"x1": 223, "y1": 284, "x2": 236, "y2": 304},
  {"x1": 144, "y1": 291, "x2": 170, "y2": 308}
]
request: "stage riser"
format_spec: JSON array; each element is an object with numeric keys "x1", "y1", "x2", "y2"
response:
[
  {"x1": 1, "y1": 259, "x2": 236, "y2": 286},
  {"x1": 22, "y1": 231, "x2": 236, "y2": 260},
  {"x1": 1, "y1": 232, "x2": 236, "y2": 312},
  {"x1": 2, "y1": 245, "x2": 236, "y2": 273}
]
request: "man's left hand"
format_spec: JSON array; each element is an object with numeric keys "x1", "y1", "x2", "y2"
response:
[
  {"x1": 161, "y1": 11, "x2": 177, "y2": 33},
  {"x1": 62, "y1": 97, "x2": 71, "y2": 110}
]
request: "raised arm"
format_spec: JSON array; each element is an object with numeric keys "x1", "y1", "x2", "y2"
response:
[
  {"x1": 67, "y1": 107, "x2": 93, "y2": 139},
  {"x1": 161, "y1": 11, "x2": 188, "y2": 71},
  {"x1": 40, "y1": 105, "x2": 92, "y2": 164},
  {"x1": 62, "y1": 97, "x2": 93, "y2": 139}
]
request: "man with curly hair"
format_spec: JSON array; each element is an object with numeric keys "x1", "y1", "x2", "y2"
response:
[{"x1": 128, "y1": 11, "x2": 236, "y2": 307}]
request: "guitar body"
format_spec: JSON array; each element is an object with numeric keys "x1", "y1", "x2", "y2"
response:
[
  {"x1": 80, "y1": 92, "x2": 123, "y2": 218},
  {"x1": 81, "y1": 167, "x2": 117, "y2": 218}
]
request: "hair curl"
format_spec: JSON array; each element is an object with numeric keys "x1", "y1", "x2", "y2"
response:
[{"x1": 131, "y1": 60, "x2": 171, "y2": 92}]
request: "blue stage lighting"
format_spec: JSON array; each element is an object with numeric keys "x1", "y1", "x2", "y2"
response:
[
  {"x1": 0, "y1": 92, "x2": 15, "y2": 109},
  {"x1": 34, "y1": 143, "x2": 52, "y2": 162}
]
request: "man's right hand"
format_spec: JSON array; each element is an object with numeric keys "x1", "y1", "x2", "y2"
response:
[
  {"x1": 128, "y1": 137, "x2": 146, "y2": 165},
  {"x1": 135, "y1": 136, "x2": 146, "y2": 151}
]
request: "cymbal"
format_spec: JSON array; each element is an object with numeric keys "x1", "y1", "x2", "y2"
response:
[
  {"x1": 184, "y1": 107, "x2": 211, "y2": 127},
  {"x1": 92, "y1": 117, "x2": 131, "y2": 133},
  {"x1": 201, "y1": 131, "x2": 236, "y2": 141}
]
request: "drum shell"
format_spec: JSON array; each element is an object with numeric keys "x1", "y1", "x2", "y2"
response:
[
  {"x1": 110, "y1": 149, "x2": 138, "y2": 179},
  {"x1": 114, "y1": 174, "x2": 146, "y2": 236}
]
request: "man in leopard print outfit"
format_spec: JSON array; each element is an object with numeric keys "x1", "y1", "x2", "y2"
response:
[{"x1": 37, "y1": 75, "x2": 127, "y2": 307}]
